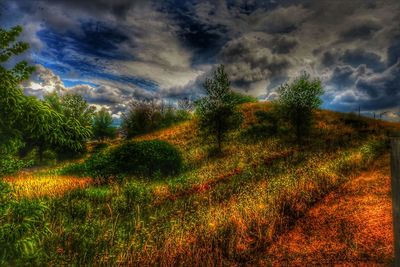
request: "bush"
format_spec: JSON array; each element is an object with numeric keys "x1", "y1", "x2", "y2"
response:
[
  {"x1": 0, "y1": 156, "x2": 33, "y2": 177},
  {"x1": 111, "y1": 140, "x2": 183, "y2": 177},
  {"x1": 0, "y1": 196, "x2": 50, "y2": 265},
  {"x1": 61, "y1": 140, "x2": 182, "y2": 181}
]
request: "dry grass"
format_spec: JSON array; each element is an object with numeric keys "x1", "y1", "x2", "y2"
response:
[
  {"x1": 4, "y1": 174, "x2": 93, "y2": 198},
  {"x1": 266, "y1": 154, "x2": 393, "y2": 266}
]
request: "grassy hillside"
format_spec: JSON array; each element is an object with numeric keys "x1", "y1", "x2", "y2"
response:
[{"x1": 2, "y1": 102, "x2": 399, "y2": 266}]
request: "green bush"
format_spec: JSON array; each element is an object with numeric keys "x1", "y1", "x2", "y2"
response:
[
  {"x1": 61, "y1": 140, "x2": 182, "y2": 181},
  {"x1": 0, "y1": 195, "x2": 50, "y2": 265},
  {"x1": 111, "y1": 140, "x2": 183, "y2": 177},
  {"x1": 0, "y1": 155, "x2": 33, "y2": 177}
]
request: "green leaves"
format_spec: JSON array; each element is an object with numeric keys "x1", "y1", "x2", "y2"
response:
[
  {"x1": 93, "y1": 108, "x2": 116, "y2": 141},
  {"x1": 196, "y1": 65, "x2": 243, "y2": 153},
  {"x1": 276, "y1": 72, "x2": 324, "y2": 142}
]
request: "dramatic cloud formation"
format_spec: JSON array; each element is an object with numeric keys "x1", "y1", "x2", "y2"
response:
[{"x1": 1, "y1": 0, "x2": 399, "y2": 119}]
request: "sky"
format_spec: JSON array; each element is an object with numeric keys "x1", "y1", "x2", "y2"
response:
[{"x1": 1, "y1": 0, "x2": 400, "y2": 119}]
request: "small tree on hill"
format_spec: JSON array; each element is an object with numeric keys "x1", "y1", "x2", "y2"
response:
[
  {"x1": 93, "y1": 108, "x2": 116, "y2": 141},
  {"x1": 276, "y1": 72, "x2": 323, "y2": 143},
  {"x1": 195, "y1": 65, "x2": 243, "y2": 154}
]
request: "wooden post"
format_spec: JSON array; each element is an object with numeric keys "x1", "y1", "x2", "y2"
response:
[{"x1": 391, "y1": 132, "x2": 400, "y2": 267}]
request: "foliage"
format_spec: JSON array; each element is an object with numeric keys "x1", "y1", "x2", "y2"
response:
[
  {"x1": 0, "y1": 181, "x2": 50, "y2": 265},
  {"x1": 62, "y1": 140, "x2": 182, "y2": 180},
  {"x1": 111, "y1": 140, "x2": 183, "y2": 177},
  {"x1": 0, "y1": 26, "x2": 92, "y2": 166},
  {"x1": 195, "y1": 65, "x2": 243, "y2": 153},
  {"x1": 0, "y1": 139, "x2": 32, "y2": 177},
  {"x1": 121, "y1": 99, "x2": 191, "y2": 138},
  {"x1": 92, "y1": 108, "x2": 116, "y2": 141},
  {"x1": 275, "y1": 72, "x2": 323, "y2": 142},
  {"x1": 44, "y1": 92, "x2": 95, "y2": 129}
]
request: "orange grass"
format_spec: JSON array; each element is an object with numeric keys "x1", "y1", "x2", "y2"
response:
[
  {"x1": 266, "y1": 154, "x2": 393, "y2": 266},
  {"x1": 4, "y1": 174, "x2": 93, "y2": 198}
]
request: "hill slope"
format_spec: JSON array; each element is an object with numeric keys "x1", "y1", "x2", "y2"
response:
[{"x1": 3, "y1": 102, "x2": 399, "y2": 266}]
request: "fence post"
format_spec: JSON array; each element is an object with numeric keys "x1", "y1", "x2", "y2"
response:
[{"x1": 391, "y1": 133, "x2": 400, "y2": 267}]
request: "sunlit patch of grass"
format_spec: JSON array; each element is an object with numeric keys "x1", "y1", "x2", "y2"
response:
[{"x1": 4, "y1": 174, "x2": 93, "y2": 198}]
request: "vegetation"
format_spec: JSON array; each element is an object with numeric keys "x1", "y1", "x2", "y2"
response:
[
  {"x1": 196, "y1": 65, "x2": 243, "y2": 154},
  {"x1": 62, "y1": 140, "x2": 182, "y2": 181},
  {"x1": 121, "y1": 99, "x2": 191, "y2": 138},
  {"x1": 275, "y1": 72, "x2": 323, "y2": 143},
  {"x1": 92, "y1": 108, "x2": 116, "y2": 141},
  {"x1": 0, "y1": 26, "x2": 92, "y2": 172},
  {"x1": 2, "y1": 102, "x2": 396, "y2": 265}
]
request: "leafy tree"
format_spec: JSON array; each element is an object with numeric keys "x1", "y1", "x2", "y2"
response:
[
  {"x1": 93, "y1": 108, "x2": 116, "y2": 141},
  {"x1": 0, "y1": 26, "x2": 92, "y2": 165},
  {"x1": 276, "y1": 72, "x2": 323, "y2": 142},
  {"x1": 44, "y1": 92, "x2": 95, "y2": 129},
  {"x1": 195, "y1": 65, "x2": 243, "y2": 154}
]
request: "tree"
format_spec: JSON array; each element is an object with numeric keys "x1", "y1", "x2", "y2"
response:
[
  {"x1": 195, "y1": 65, "x2": 243, "y2": 154},
  {"x1": 44, "y1": 92, "x2": 95, "y2": 129},
  {"x1": 276, "y1": 72, "x2": 323, "y2": 143},
  {"x1": 93, "y1": 108, "x2": 116, "y2": 141},
  {"x1": 19, "y1": 92, "x2": 95, "y2": 161},
  {"x1": 0, "y1": 26, "x2": 92, "y2": 164}
]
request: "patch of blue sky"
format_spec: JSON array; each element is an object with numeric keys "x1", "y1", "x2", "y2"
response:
[{"x1": 63, "y1": 79, "x2": 99, "y2": 88}]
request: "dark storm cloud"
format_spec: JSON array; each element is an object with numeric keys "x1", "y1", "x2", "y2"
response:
[
  {"x1": 321, "y1": 51, "x2": 336, "y2": 68},
  {"x1": 339, "y1": 20, "x2": 382, "y2": 41},
  {"x1": 3, "y1": 0, "x2": 400, "y2": 117},
  {"x1": 388, "y1": 36, "x2": 400, "y2": 66},
  {"x1": 339, "y1": 49, "x2": 385, "y2": 72},
  {"x1": 270, "y1": 36, "x2": 298, "y2": 54},
  {"x1": 14, "y1": 0, "x2": 148, "y2": 18},
  {"x1": 328, "y1": 65, "x2": 355, "y2": 90}
]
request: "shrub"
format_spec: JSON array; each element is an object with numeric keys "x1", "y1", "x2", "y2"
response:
[
  {"x1": 92, "y1": 142, "x2": 108, "y2": 152},
  {"x1": 0, "y1": 196, "x2": 50, "y2": 265},
  {"x1": 61, "y1": 140, "x2": 182, "y2": 181},
  {"x1": 0, "y1": 155, "x2": 33, "y2": 177},
  {"x1": 111, "y1": 140, "x2": 183, "y2": 177}
]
